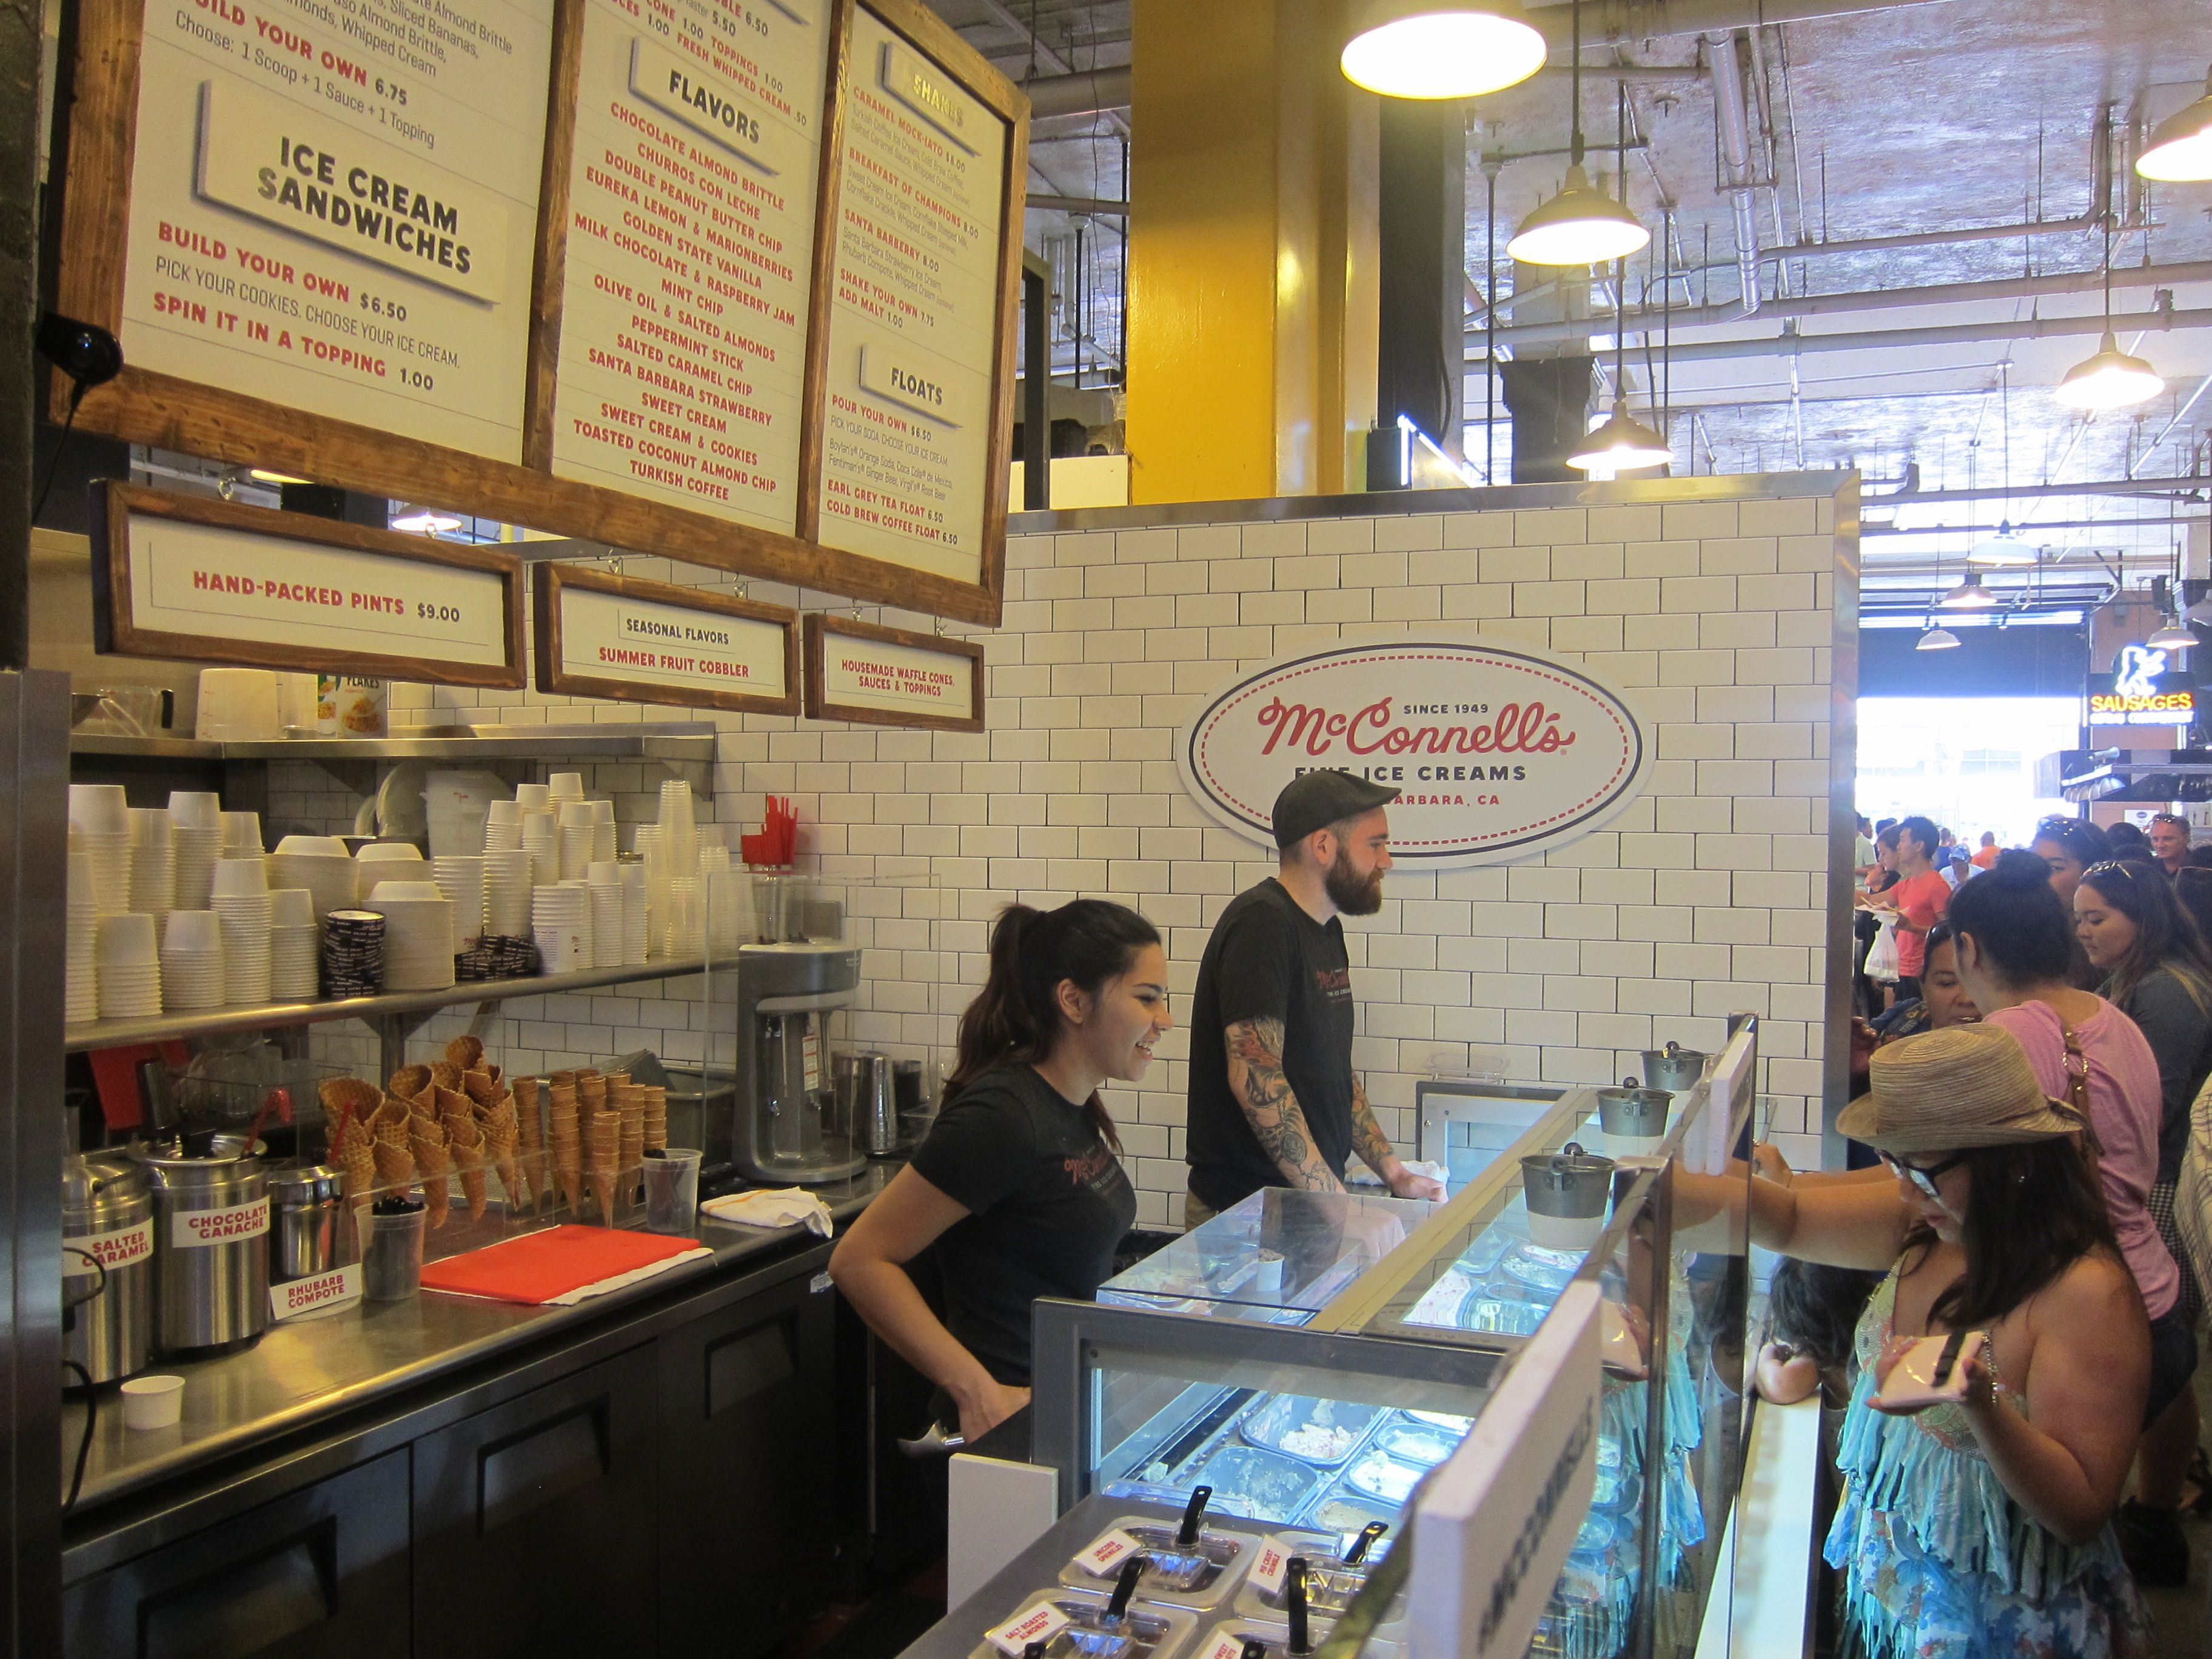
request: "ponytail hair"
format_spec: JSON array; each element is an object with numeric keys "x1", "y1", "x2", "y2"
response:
[{"x1": 945, "y1": 898, "x2": 1161, "y2": 1153}]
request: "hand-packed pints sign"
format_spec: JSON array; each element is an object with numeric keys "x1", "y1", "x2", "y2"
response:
[{"x1": 1176, "y1": 634, "x2": 1652, "y2": 866}]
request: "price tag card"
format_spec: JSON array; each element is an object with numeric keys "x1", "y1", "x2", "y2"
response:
[
  {"x1": 62, "y1": 1218, "x2": 154, "y2": 1276},
  {"x1": 534, "y1": 562, "x2": 799, "y2": 714},
  {"x1": 803, "y1": 612, "x2": 984, "y2": 732},
  {"x1": 1070, "y1": 1527, "x2": 1144, "y2": 1578},
  {"x1": 171, "y1": 1196, "x2": 272, "y2": 1248},
  {"x1": 271, "y1": 1262, "x2": 363, "y2": 1322},
  {"x1": 983, "y1": 1603, "x2": 1070, "y2": 1657},
  {"x1": 92, "y1": 483, "x2": 526, "y2": 689}
]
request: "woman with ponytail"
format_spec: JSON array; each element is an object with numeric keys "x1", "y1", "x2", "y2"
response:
[{"x1": 830, "y1": 899, "x2": 1169, "y2": 1442}]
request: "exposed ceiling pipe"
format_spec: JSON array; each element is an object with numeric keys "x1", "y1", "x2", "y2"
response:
[
  {"x1": 1467, "y1": 301, "x2": 2209, "y2": 365},
  {"x1": 1022, "y1": 65, "x2": 1132, "y2": 121},
  {"x1": 1705, "y1": 30, "x2": 1764, "y2": 317},
  {"x1": 1474, "y1": 259, "x2": 2212, "y2": 347}
]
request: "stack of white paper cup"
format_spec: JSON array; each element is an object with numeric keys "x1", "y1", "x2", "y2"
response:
[
  {"x1": 211, "y1": 857, "x2": 273, "y2": 1005},
  {"x1": 619, "y1": 862, "x2": 648, "y2": 966},
  {"x1": 268, "y1": 888, "x2": 319, "y2": 1000},
  {"x1": 432, "y1": 855, "x2": 486, "y2": 945},
  {"x1": 96, "y1": 913, "x2": 163, "y2": 1018},
  {"x1": 127, "y1": 808, "x2": 175, "y2": 939},
  {"x1": 65, "y1": 831, "x2": 98, "y2": 1022},
  {"x1": 587, "y1": 862, "x2": 624, "y2": 968},
  {"x1": 69, "y1": 786, "x2": 133, "y2": 919},
  {"x1": 168, "y1": 793, "x2": 223, "y2": 911},
  {"x1": 484, "y1": 849, "x2": 532, "y2": 937},
  {"x1": 159, "y1": 910, "x2": 226, "y2": 1011},
  {"x1": 531, "y1": 883, "x2": 589, "y2": 973}
]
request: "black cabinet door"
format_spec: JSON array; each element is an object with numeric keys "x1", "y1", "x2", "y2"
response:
[
  {"x1": 657, "y1": 1264, "x2": 836, "y2": 1659},
  {"x1": 411, "y1": 1345, "x2": 657, "y2": 1658},
  {"x1": 64, "y1": 1448, "x2": 410, "y2": 1659}
]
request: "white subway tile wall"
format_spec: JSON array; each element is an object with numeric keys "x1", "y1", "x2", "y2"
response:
[{"x1": 305, "y1": 483, "x2": 1856, "y2": 1227}]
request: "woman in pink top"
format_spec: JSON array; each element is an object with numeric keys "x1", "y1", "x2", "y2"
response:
[{"x1": 1947, "y1": 853, "x2": 2194, "y2": 1430}]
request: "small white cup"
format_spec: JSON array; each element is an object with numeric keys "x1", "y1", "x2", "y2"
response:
[
  {"x1": 121, "y1": 1373, "x2": 186, "y2": 1430},
  {"x1": 167, "y1": 791, "x2": 221, "y2": 830},
  {"x1": 210, "y1": 857, "x2": 269, "y2": 897}
]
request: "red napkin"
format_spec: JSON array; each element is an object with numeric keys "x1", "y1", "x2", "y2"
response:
[{"x1": 418, "y1": 1224, "x2": 704, "y2": 1305}]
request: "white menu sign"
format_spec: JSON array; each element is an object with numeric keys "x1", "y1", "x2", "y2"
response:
[
  {"x1": 128, "y1": 516, "x2": 512, "y2": 667},
  {"x1": 119, "y1": 0, "x2": 552, "y2": 459},
  {"x1": 816, "y1": 7, "x2": 1004, "y2": 581},
  {"x1": 549, "y1": 0, "x2": 830, "y2": 527},
  {"x1": 546, "y1": 577, "x2": 793, "y2": 704}
]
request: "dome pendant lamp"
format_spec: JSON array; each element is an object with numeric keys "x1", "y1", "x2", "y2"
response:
[
  {"x1": 1505, "y1": 1, "x2": 1649, "y2": 266},
  {"x1": 1341, "y1": 1, "x2": 1549, "y2": 99},
  {"x1": 2056, "y1": 222, "x2": 2163, "y2": 411},
  {"x1": 2137, "y1": 68, "x2": 2212, "y2": 181}
]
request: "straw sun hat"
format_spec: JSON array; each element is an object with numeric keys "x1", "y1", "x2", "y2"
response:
[{"x1": 1836, "y1": 1024, "x2": 2084, "y2": 1154}]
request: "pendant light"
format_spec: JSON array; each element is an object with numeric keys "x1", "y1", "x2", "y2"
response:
[
  {"x1": 2137, "y1": 67, "x2": 2212, "y2": 181},
  {"x1": 1939, "y1": 571, "x2": 1999, "y2": 609},
  {"x1": 1917, "y1": 621, "x2": 1962, "y2": 651},
  {"x1": 1341, "y1": 0, "x2": 1548, "y2": 99},
  {"x1": 2056, "y1": 221, "x2": 2163, "y2": 411},
  {"x1": 1506, "y1": 2, "x2": 1649, "y2": 266}
]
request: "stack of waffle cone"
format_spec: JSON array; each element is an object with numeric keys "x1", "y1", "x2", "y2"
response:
[
  {"x1": 642, "y1": 1085, "x2": 668, "y2": 1152},
  {"x1": 514, "y1": 1077, "x2": 546, "y2": 1211},
  {"x1": 587, "y1": 1109, "x2": 620, "y2": 1225},
  {"x1": 442, "y1": 1101, "x2": 491, "y2": 1221},
  {"x1": 408, "y1": 1111, "x2": 452, "y2": 1228},
  {"x1": 478, "y1": 1092, "x2": 526, "y2": 1212},
  {"x1": 548, "y1": 1079, "x2": 582, "y2": 1213}
]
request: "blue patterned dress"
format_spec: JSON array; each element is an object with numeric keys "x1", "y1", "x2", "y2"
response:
[{"x1": 1824, "y1": 1269, "x2": 2152, "y2": 1658}]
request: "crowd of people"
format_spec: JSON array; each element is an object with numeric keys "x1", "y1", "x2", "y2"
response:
[{"x1": 1751, "y1": 808, "x2": 2212, "y2": 1655}]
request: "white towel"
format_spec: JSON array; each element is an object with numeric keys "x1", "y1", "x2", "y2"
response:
[{"x1": 700, "y1": 1187, "x2": 834, "y2": 1238}]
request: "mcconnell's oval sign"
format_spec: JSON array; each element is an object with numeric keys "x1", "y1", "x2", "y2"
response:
[{"x1": 1176, "y1": 632, "x2": 1652, "y2": 866}]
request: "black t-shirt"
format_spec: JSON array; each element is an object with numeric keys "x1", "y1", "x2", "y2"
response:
[
  {"x1": 1185, "y1": 878, "x2": 1357, "y2": 1213},
  {"x1": 908, "y1": 1064, "x2": 1137, "y2": 1387}
]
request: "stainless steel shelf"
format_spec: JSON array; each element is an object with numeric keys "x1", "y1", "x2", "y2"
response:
[
  {"x1": 63, "y1": 956, "x2": 710, "y2": 1053},
  {"x1": 69, "y1": 722, "x2": 720, "y2": 763}
]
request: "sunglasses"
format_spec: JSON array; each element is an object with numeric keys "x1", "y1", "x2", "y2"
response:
[{"x1": 1879, "y1": 1149, "x2": 1969, "y2": 1199}]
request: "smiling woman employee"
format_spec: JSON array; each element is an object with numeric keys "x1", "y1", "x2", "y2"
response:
[{"x1": 828, "y1": 900, "x2": 1167, "y2": 1443}]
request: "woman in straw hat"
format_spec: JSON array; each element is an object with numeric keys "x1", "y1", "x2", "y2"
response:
[{"x1": 1731, "y1": 1023, "x2": 2151, "y2": 1657}]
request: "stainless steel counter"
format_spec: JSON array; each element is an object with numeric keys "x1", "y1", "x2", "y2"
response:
[{"x1": 63, "y1": 1167, "x2": 893, "y2": 1513}]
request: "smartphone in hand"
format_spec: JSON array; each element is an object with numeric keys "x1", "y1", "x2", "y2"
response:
[{"x1": 1872, "y1": 1330, "x2": 1985, "y2": 1413}]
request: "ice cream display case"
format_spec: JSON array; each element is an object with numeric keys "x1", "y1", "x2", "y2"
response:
[{"x1": 997, "y1": 1019, "x2": 1758, "y2": 1659}]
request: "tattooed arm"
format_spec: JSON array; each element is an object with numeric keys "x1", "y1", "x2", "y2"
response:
[
  {"x1": 1352, "y1": 1076, "x2": 1445, "y2": 1201},
  {"x1": 1224, "y1": 1017, "x2": 1343, "y2": 1191}
]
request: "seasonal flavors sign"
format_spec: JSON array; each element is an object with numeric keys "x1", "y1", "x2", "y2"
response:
[{"x1": 1178, "y1": 634, "x2": 1651, "y2": 866}]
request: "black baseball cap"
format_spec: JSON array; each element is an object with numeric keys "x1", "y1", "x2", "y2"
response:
[{"x1": 1272, "y1": 771, "x2": 1400, "y2": 849}]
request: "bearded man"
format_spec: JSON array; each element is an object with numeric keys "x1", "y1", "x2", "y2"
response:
[{"x1": 1182, "y1": 772, "x2": 1446, "y2": 1228}]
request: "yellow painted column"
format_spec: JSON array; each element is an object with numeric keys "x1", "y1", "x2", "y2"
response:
[{"x1": 1125, "y1": 0, "x2": 1376, "y2": 504}]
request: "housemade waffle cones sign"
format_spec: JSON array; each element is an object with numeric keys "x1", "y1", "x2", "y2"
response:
[{"x1": 1177, "y1": 634, "x2": 1652, "y2": 867}]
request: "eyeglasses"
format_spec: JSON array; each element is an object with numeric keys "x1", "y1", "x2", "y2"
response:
[{"x1": 1879, "y1": 1149, "x2": 1969, "y2": 1199}]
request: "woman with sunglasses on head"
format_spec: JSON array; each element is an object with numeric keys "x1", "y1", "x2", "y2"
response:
[
  {"x1": 1726, "y1": 1024, "x2": 2153, "y2": 1658},
  {"x1": 2032, "y1": 815, "x2": 2113, "y2": 990},
  {"x1": 2073, "y1": 857, "x2": 2212, "y2": 1580},
  {"x1": 1944, "y1": 854, "x2": 2194, "y2": 1451}
]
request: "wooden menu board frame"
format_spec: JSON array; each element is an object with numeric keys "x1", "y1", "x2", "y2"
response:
[
  {"x1": 803, "y1": 612, "x2": 984, "y2": 732},
  {"x1": 49, "y1": 0, "x2": 1026, "y2": 627},
  {"x1": 89, "y1": 481, "x2": 528, "y2": 688},
  {"x1": 533, "y1": 562, "x2": 802, "y2": 716}
]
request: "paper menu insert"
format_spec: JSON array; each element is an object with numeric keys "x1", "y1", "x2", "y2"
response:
[
  {"x1": 816, "y1": 5, "x2": 1005, "y2": 582},
  {"x1": 548, "y1": 0, "x2": 829, "y2": 531},
  {"x1": 119, "y1": 0, "x2": 551, "y2": 460}
]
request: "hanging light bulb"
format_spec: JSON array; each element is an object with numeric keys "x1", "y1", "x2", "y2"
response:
[
  {"x1": 1567, "y1": 400, "x2": 1671, "y2": 471},
  {"x1": 1916, "y1": 623, "x2": 1961, "y2": 651},
  {"x1": 1966, "y1": 521, "x2": 2035, "y2": 566},
  {"x1": 2148, "y1": 618, "x2": 2197, "y2": 651},
  {"x1": 2137, "y1": 69, "x2": 2212, "y2": 181},
  {"x1": 1341, "y1": 0, "x2": 1548, "y2": 98},
  {"x1": 1938, "y1": 571, "x2": 1999, "y2": 609},
  {"x1": 1507, "y1": 165, "x2": 1651, "y2": 265},
  {"x1": 2055, "y1": 331, "x2": 2165, "y2": 410}
]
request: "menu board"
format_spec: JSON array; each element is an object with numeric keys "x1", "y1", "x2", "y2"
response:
[
  {"x1": 89, "y1": 483, "x2": 527, "y2": 688},
  {"x1": 115, "y1": 0, "x2": 552, "y2": 460},
  {"x1": 803, "y1": 612, "x2": 982, "y2": 731},
  {"x1": 534, "y1": 562, "x2": 799, "y2": 712},
  {"x1": 813, "y1": 5, "x2": 1007, "y2": 583},
  {"x1": 546, "y1": 0, "x2": 830, "y2": 528}
]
